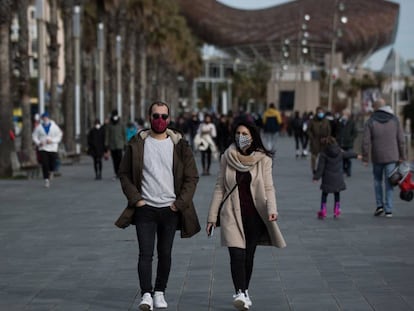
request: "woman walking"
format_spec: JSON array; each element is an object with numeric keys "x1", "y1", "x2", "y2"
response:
[{"x1": 206, "y1": 120, "x2": 286, "y2": 310}]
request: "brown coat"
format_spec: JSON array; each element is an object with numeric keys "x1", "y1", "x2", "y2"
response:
[
  {"x1": 115, "y1": 129, "x2": 201, "y2": 238},
  {"x1": 207, "y1": 146, "x2": 286, "y2": 249}
]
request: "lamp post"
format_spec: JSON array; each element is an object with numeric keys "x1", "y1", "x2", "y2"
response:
[
  {"x1": 35, "y1": 0, "x2": 45, "y2": 115},
  {"x1": 327, "y1": 1, "x2": 347, "y2": 112},
  {"x1": 73, "y1": 5, "x2": 81, "y2": 154},
  {"x1": 97, "y1": 23, "x2": 104, "y2": 123},
  {"x1": 116, "y1": 35, "x2": 122, "y2": 117}
]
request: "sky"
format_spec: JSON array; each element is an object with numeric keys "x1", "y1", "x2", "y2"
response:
[{"x1": 218, "y1": 0, "x2": 414, "y2": 70}]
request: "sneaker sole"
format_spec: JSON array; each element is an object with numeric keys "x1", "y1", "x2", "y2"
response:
[
  {"x1": 233, "y1": 300, "x2": 248, "y2": 311},
  {"x1": 138, "y1": 304, "x2": 152, "y2": 311}
]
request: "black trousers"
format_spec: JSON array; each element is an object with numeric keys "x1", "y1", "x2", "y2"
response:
[
  {"x1": 39, "y1": 150, "x2": 57, "y2": 179},
  {"x1": 228, "y1": 212, "x2": 266, "y2": 293},
  {"x1": 134, "y1": 205, "x2": 179, "y2": 295},
  {"x1": 110, "y1": 149, "x2": 123, "y2": 176}
]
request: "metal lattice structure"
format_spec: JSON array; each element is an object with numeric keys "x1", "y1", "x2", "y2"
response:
[{"x1": 177, "y1": 0, "x2": 399, "y2": 67}]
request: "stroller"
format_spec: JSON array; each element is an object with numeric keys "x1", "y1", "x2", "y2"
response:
[{"x1": 388, "y1": 162, "x2": 414, "y2": 201}]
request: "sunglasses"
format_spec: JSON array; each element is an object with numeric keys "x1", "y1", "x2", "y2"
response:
[{"x1": 152, "y1": 113, "x2": 169, "y2": 120}]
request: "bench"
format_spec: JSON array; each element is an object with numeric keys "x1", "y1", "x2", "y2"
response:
[{"x1": 16, "y1": 151, "x2": 40, "y2": 179}]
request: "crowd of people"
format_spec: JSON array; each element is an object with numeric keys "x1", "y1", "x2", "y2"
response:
[{"x1": 29, "y1": 97, "x2": 406, "y2": 311}]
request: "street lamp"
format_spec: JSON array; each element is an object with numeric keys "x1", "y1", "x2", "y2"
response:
[
  {"x1": 327, "y1": 0, "x2": 347, "y2": 112},
  {"x1": 97, "y1": 23, "x2": 104, "y2": 123},
  {"x1": 73, "y1": 5, "x2": 81, "y2": 154},
  {"x1": 116, "y1": 35, "x2": 122, "y2": 117}
]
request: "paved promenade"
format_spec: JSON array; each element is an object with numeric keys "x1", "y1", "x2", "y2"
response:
[{"x1": 1, "y1": 136, "x2": 414, "y2": 311}]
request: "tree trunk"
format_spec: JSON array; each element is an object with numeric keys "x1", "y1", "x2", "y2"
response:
[
  {"x1": 17, "y1": 0, "x2": 36, "y2": 163},
  {"x1": 61, "y1": 1, "x2": 75, "y2": 152},
  {"x1": 138, "y1": 33, "x2": 147, "y2": 119},
  {"x1": 47, "y1": 0, "x2": 60, "y2": 122},
  {"x1": 0, "y1": 0, "x2": 14, "y2": 177}
]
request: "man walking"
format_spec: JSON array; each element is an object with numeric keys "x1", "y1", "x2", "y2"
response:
[
  {"x1": 308, "y1": 106, "x2": 331, "y2": 174},
  {"x1": 336, "y1": 108, "x2": 357, "y2": 176},
  {"x1": 115, "y1": 101, "x2": 200, "y2": 311},
  {"x1": 362, "y1": 98, "x2": 406, "y2": 218},
  {"x1": 32, "y1": 112, "x2": 63, "y2": 188},
  {"x1": 262, "y1": 103, "x2": 282, "y2": 151}
]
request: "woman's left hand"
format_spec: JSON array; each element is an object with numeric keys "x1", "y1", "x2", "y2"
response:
[{"x1": 268, "y1": 214, "x2": 277, "y2": 221}]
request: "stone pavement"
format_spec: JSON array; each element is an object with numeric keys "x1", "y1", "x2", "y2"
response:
[{"x1": 1, "y1": 136, "x2": 414, "y2": 311}]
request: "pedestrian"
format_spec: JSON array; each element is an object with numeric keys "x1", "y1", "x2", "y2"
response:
[
  {"x1": 126, "y1": 121, "x2": 138, "y2": 142},
  {"x1": 308, "y1": 106, "x2": 331, "y2": 174},
  {"x1": 194, "y1": 113, "x2": 218, "y2": 175},
  {"x1": 105, "y1": 110, "x2": 126, "y2": 179},
  {"x1": 32, "y1": 112, "x2": 63, "y2": 188},
  {"x1": 115, "y1": 100, "x2": 201, "y2": 311},
  {"x1": 362, "y1": 98, "x2": 406, "y2": 218},
  {"x1": 206, "y1": 120, "x2": 286, "y2": 311},
  {"x1": 87, "y1": 119, "x2": 106, "y2": 180},
  {"x1": 291, "y1": 110, "x2": 306, "y2": 158},
  {"x1": 313, "y1": 136, "x2": 361, "y2": 219},
  {"x1": 216, "y1": 114, "x2": 231, "y2": 155},
  {"x1": 262, "y1": 103, "x2": 282, "y2": 151},
  {"x1": 336, "y1": 108, "x2": 357, "y2": 177}
]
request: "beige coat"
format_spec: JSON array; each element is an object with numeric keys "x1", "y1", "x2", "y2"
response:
[{"x1": 207, "y1": 146, "x2": 286, "y2": 249}]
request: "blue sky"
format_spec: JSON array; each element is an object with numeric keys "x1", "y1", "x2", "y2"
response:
[{"x1": 218, "y1": 0, "x2": 414, "y2": 70}]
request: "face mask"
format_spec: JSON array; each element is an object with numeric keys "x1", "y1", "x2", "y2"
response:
[
  {"x1": 95, "y1": 124, "x2": 101, "y2": 129},
  {"x1": 317, "y1": 112, "x2": 325, "y2": 119},
  {"x1": 151, "y1": 118, "x2": 168, "y2": 133},
  {"x1": 235, "y1": 135, "x2": 252, "y2": 150}
]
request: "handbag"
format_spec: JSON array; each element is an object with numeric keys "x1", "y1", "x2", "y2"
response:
[{"x1": 216, "y1": 183, "x2": 238, "y2": 227}]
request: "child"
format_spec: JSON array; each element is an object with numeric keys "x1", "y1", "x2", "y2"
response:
[{"x1": 313, "y1": 136, "x2": 361, "y2": 219}]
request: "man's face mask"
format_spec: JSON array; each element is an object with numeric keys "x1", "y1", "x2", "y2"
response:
[{"x1": 151, "y1": 113, "x2": 169, "y2": 133}]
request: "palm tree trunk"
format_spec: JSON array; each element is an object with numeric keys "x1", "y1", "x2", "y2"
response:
[
  {"x1": 16, "y1": 0, "x2": 36, "y2": 163},
  {"x1": 0, "y1": 0, "x2": 14, "y2": 177},
  {"x1": 47, "y1": 0, "x2": 60, "y2": 122},
  {"x1": 60, "y1": 1, "x2": 75, "y2": 152}
]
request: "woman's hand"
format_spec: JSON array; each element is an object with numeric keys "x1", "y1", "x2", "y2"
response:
[
  {"x1": 206, "y1": 222, "x2": 216, "y2": 236},
  {"x1": 268, "y1": 214, "x2": 277, "y2": 221}
]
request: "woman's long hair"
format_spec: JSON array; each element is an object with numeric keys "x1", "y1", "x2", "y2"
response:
[{"x1": 232, "y1": 120, "x2": 274, "y2": 157}]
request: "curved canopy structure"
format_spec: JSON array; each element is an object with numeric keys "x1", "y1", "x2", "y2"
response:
[{"x1": 178, "y1": 0, "x2": 399, "y2": 66}]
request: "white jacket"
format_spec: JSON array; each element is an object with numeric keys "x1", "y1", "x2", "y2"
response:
[{"x1": 32, "y1": 120, "x2": 63, "y2": 152}]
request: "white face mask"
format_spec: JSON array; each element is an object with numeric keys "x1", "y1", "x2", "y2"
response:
[{"x1": 235, "y1": 134, "x2": 252, "y2": 150}]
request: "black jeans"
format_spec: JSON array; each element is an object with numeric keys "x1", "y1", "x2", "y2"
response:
[
  {"x1": 134, "y1": 205, "x2": 179, "y2": 295},
  {"x1": 39, "y1": 150, "x2": 57, "y2": 179},
  {"x1": 228, "y1": 212, "x2": 266, "y2": 293},
  {"x1": 110, "y1": 149, "x2": 123, "y2": 177},
  {"x1": 201, "y1": 148, "x2": 212, "y2": 173}
]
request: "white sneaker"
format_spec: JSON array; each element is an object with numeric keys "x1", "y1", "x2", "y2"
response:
[
  {"x1": 245, "y1": 290, "x2": 252, "y2": 307},
  {"x1": 44, "y1": 179, "x2": 50, "y2": 188},
  {"x1": 138, "y1": 293, "x2": 153, "y2": 311},
  {"x1": 153, "y1": 291, "x2": 168, "y2": 308},
  {"x1": 233, "y1": 291, "x2": 249, "y2": 310}
]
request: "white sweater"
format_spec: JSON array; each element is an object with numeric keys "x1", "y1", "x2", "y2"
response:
[{"x1": 32, "y1": 120, "x2": 63, "y2": 152}]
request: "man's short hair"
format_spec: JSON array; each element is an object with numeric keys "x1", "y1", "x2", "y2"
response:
[
  {"x1": 373, "y1": 98, "x2": 386, "y2": 110},
  {"x1": 148, "y1": 101, "x2": 170, "y2": 116}
]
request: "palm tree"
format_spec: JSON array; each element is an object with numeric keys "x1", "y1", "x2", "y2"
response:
[
  {"x1": 0, "y1": 0, "x2": 14, "y2": 177},
  {"x1": 15, "y1": 0, "x2": 37, "y2": 164},
  {"x1": 59, "y1": 0, "x2": 76, "y2": 152},
  {"x1": 47, "y1": 0, "x2": 60, "y2": 122}
]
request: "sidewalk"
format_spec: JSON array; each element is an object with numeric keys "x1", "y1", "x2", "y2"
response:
[{"x1": 0, "y1": 136, "x2": 414, "y2": 311}]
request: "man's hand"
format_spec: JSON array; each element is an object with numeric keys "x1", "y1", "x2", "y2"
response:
[
  {"x1": 170, "y1": 203, "x2": 178, "y2": 212},
  {"x1": 136, "y1": 200, "x2": 146, "y2": 207}
]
